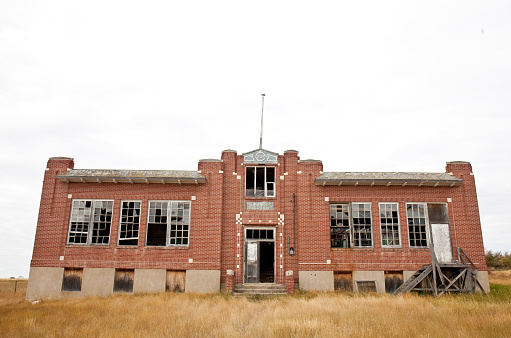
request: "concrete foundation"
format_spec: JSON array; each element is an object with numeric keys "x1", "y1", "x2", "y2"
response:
[
  {"x1": 82, "y1": 268, "x2": 115, "y2": 297},
  {"x1": 403, "y1": 270, "x2": 417, "y2": 282},
  {"x1": 185, "y1": 270, "x2": 220, "y2": 293},
  {"x1": 26, "y1": 267, "x2": 64, "y2": 301},
  {"x1": 477, "y1": 271, "x2": 490, "y2": 293},
  {"x1": 133, "y1": 269, "x2": 166, "y2": 294},
  {"x1": 298, "y1": 271, "x2": 334, "y2": 291},
  {"x1": 352, "y1": 271, "x2": 385, "y2": 293}
]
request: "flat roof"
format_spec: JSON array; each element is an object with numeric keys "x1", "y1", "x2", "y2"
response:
[
  {"x1": 57, "y1": 169, "x2": 206, "y2": 184},
  {"x1": 315, "y1": 172, "x2": 463, "y2": 187}
]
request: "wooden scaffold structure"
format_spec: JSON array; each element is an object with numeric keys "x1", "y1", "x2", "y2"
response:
[{"x1": 394, "y1": 246, "x2": 485, "y2": 296}]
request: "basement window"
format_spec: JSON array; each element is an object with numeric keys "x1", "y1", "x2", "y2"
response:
[
  {"x1": 330, "y1": 203, "x2": 373, "y2": 248},
  {"x1": 406, "y1": 203, "x2": 428, "y2": 247},
  {"x1": 113, "y1": 269, "x2": 134, "y2": 293},
  {"x1": 118, "y1": 201, "x2": 141, "y2": 246},
  {"x1": 379, "y1": 203, "x2": 401, "y2": 247},
  {"x1": 67, "y1": 200, "x2": 113, "y2": 245},
  {"x1": 146, "y1": 201, "x2": 190, "y2": 246},
  {"x1": 355, "y1": 280, "x2": 377, "y2": 293},
  {"x1": 61, "y1": 268, "x2": 83, "y2": 292},
  {"x1": 246, "y1": 166, "x2": 275, "y2": 197}
]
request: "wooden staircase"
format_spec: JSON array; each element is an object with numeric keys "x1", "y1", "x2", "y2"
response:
[
  {"x1": 393, "y1": 247, "x2": 484, "y2": 296},
  {"x1": 233, "y1": 283, "x2": 287, "y2": 296}
]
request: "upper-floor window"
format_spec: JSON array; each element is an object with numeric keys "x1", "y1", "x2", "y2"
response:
[
  {"x1": 245, "y1": 166, "x2": 275, "y2": 197},
  {"x1": 379, "y1": 203, "x2": 401, "y2": 247},
  {"x1": 67, "y1": 200, "x2": 113, "y2": 245},
  {"x1": 146, "y1": 201, "x2": 190, "y2": 246},
  {"x1": 118, "y1": 201, "x2": 141, "y2": 246},
  {"x1": 406, "y1": 203, "x2": 428, "y2": 247},
  {"x1": 330, "y1": 203, "x2": 373, "y2": 248}
]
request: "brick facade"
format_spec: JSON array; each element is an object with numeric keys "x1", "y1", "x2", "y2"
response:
[{"x1": 27, "y1": 149, "x2": 488, "y2": 298}]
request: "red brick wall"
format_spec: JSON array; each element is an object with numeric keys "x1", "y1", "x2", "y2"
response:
[{"x1": 31, "y1": 154, "x2": 488, "y2": 284}]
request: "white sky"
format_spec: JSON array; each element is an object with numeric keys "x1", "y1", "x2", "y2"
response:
[{"x1": 1, "y1": 1, "x2": 510, "y2": 277}]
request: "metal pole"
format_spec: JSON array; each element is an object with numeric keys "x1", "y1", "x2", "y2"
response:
[{"x1": 259, "y1": 94, "x2": 265, "y2": 149}]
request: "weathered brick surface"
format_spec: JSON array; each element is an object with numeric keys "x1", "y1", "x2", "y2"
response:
[{"x1": 30, "y1": 153, "x2": 488, "y2": 289}]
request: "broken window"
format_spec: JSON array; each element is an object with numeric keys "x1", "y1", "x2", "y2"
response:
[
  {"x1": 67, "y1": 200, "x2": 113, "y2": 245},
  {"x1": 352, "y1": 203, "x2": 373, "y2": 247},
  {"x1": 245, "y1": 228, "x2": 274, "y2": 240},
  {"x1": 330, "y1": 203, "x2": 373, "y2": 248},
  {"x1": 147, "y1": 201, "x2": 190, "y2": 246},
  {"x1": 61, "y1": 268, "x2": 83, "y2": 291},
  {"x1": 113, "y1": 269, "x2": 134, "y2": 293},
  {"x1": 355, "y1": 280, "x2": 377, "y2": 292},
  {"x1": 245, "y1": 166, "x2": 275, "y2": 197},
  {"x1": 379, "y1": 203, "x2": 401, "y2": 247},
  {"x1": 118, "y1": 201, "x2": 141, "y2": 246},
  {"x1": 406, "y1": 203, "x2": 428, "y2": 247}
]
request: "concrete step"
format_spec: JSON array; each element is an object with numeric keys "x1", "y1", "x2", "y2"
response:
[{"x1": 233, "y1": 283, "x2": 287, "y2": 296}]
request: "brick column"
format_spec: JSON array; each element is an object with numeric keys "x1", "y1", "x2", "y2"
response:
[
  {"x1": 225, "y1": 270, "x2": 234, "y2": 294},
  {"x1": 285, "y1": 270, "x2": 294, "y2": 294}
]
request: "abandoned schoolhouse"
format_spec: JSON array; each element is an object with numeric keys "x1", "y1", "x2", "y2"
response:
[{"x1": 26, "y1": 148, "x2": 490, "y2": 300}]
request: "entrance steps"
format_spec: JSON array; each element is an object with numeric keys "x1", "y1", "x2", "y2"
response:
[{"x1": 233, "y1": 283, "x2": 287, "y2": 296}]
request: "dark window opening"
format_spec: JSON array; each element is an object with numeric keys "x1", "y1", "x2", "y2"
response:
[
  {"x1": 384, "y1": 272, "x2": 403, "y2": 293},
  {"x1": 62, "y1": 268, "x2": 83, "y2": 292},
  {"x1": 428, "y1": 204, "x2": 449, "y2": 224},
  {"x1": 113, "y1": 269, "x2": 134, "y2": 293},
  {"x1": 245, "y1": 166, "x2": 275, "y2": 197}
]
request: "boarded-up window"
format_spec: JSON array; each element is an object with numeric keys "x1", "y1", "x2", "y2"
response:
[
  {"x1": 113, "y1": 269, "x2": 134, "y2": 293},
  {"x1": 334, "y1": 272, "x2": 353, "y2": 291},
  {"x1": 166, "y1": 270, "x2": 186, "y2": 292},
  {"x1": 62, "y1": 268, "x2": 83, "y2": 291},
  {"x1": 355, "y1": 280, "x2": 377, "y2": 292},
  {"x1": 384, "y1": 272, "x2": 403, "y2": 293}
]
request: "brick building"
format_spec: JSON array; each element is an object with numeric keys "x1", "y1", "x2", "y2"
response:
[{"x1": 26, "y1": 148, "x2": 489, "y2": 299}]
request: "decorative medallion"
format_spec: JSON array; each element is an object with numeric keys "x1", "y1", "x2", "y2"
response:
[{"x1": 243, "y1": 149, "x2": 279, "y2": 164}]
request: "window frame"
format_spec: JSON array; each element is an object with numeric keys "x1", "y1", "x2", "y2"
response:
[
  {"x1": 67, "y1": 199, "x2": 114, "y2": 245},
  {"x1": 330, "y1": 202, "x2": 373, "y2": 249},
  {"x1": 245, "y1": 166, "x2": 276, "y2": 198},
  {"x1": 379, "y1": 202, "x2": 402, "y2": 248},
  {"x1": 117, "y1": 200, "x2": 142, "y2": 246},
  {"x1": 146, "y1": 200, "x2": 191, "y2": 247},
  {"x1": 406, "y1": 203, "x2": 430, "y2": 248}
]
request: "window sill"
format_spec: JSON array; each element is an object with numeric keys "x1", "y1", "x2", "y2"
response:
[
  {"x1": 144, "y1": 246, "x2": 190, "y2": 250},
  {"x1": 65, "y1": 244, "x2": 111, "y2": 248},
  {"x1": 331, "y1": 247, "x2": 375, "y2": 251},
  {"x1": 244, "y1": 197, "x2": 277, "y2": 200}
]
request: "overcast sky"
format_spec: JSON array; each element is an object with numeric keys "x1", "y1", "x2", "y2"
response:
[{"x1": 1, "y1": 1, "x2": 510, "y2": 277}]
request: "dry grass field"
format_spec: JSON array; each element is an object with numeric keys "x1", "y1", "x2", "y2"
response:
[{"x1": 1, "y1": 273, "x2": 510, "y2": 337}]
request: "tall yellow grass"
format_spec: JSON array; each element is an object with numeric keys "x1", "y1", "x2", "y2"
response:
[{"x1": 1, "y1": 275, "x2": 510, "y2": 337}]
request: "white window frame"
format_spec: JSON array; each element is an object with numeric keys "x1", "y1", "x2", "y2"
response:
[
  {"x1": 67, "y1": 199, "x2": 114, "y2": 245},
  {"x1": 117, "y1": 200, "x2": 142, "y2": 246},
  {"x1": 146, "y1": 200, "x2": 191, "y2": 247},
  {"x1": 245, "y1": 166, "x2": 276, "y2": 197},
  {"x1": 379, "y1": 202, "x2": 402, "y2": 248},
  {"x1": 330, "y1": 202, "x2": 373, "y2": 248},
  {"x1": 406, "y1": 203, "x2": 430, "y2": 248}
]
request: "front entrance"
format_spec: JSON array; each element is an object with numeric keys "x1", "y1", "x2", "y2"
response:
[{"x1": 244, "y1": 228, "x2": 275, "y2": 283}]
